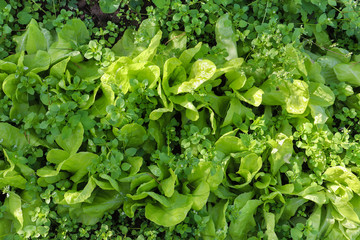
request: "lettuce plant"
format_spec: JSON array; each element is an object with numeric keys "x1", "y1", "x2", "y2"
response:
[{"x1": 1, "y1": 14, "x2": 360, "y2": 240}]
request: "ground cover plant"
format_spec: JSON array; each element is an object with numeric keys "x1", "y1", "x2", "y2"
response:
[{"x1": 1, "y1": 0, "x2": 360, "y2": 239}]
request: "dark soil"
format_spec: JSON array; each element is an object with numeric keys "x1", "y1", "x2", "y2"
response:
[
  {"x1": 77, "y1": 0, "x2": 152, "y2": 28},
  {"x1": 77, "y1": 0, "x2": 122, "y2": 27}
]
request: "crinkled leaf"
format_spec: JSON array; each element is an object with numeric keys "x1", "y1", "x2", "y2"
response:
[
  {"x1": 285, "y1": 80, "x2": 309, "y2": 114},
  {"x1": 324, "y1": 166, "x2": 360, "y2": 195},
  {"x1": 173, "y1": 59, "x2": 216, "y2": 94}
]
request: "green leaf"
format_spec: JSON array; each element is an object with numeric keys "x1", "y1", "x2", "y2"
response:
[
  {"x1": 297, "y1": 185, "x2": 327, "y2": 205},
  {"x1": 160, "y1": 168, "x2": 177, "y2": 197},
  {"x1": 58, "y1": 19, "x2": 90, "y2": 47},
  {"x1": 135, "y1": 18, "x2": 160, "y2": 48},
  {"x1": 324, "y1": 166, "x2": 360, "y2": 195},
  {"x1": 0, "y1": 59, "x2": 17, "y2": 73},
  {"x1": 112, "y1": 29, "x2": 135, "y2": 56},
  {"x1": 153, "y1": 0, "x2": 169, "y2": 8},
  {"x1": 133, "y1": 31, "x2": 162, "y2": 63},
  {"x1": 281, "y1": 198, "x2": 308, "y2": 221},
  {"x1": 6, "y1": 192, "x2": 24, "y2": 232},
  {"x1": 305, "y1": 57, "x2": 325, "y2": 83},
  {"x1": 264, "y1": 212, "x2": 278, "y2": 240},
  {"x1": 90, "y1": 83, "x2": 115, "y2": 116},
  {"x1": 328, "y1": 0, "x2": 336, "y2": 6},
  {"x1": 317, "y1": 56, "x2": 341, "y2": 85},
  {"x1": 13, "y1": 19, "x2": 47, "y2": 54},
  {"x1": 261, "y1": 79, "x2": 287, "y2": 106},
  {"x1": 215, "y1": 14, "x2": 238, "y2": 60},
  {"x1": 145, "y1": 191, "x2": 193, "y2": 227},
  {"x1": 285, "y1": 80, "x2": 309, "y2": 114},
  {"x1": 63, "y1": 177, "x2": 97, "y2": 204},
  {"x1": 56, "y1": 123, "x2": 84, "y2": 155},
  {"x1": 327, "y1": 184, "x2": 360, "y2": 224},
  {"x1": 191, "y1": 181, "x2": 210, "y2": 211},
  {"x1": 17, "y1": 11, "x2": 33, "y2": 25},
  {"x1": 99, "y1": 0, "x2": 121, "y2": 13},
  {"x1": 119, "y1": 123, "x2": 147, "y2": 147},
  {"x1": 170, "y1": 95, "x2": 199, "y2": 121},
  {"x1": 268, "y1": 133, "x2": 293, "y2": 175},
  {"x1": 179, "y1": 42, "x2": 202, "y2": 69},
  {"x1": 0, "y1": 218, "x2": 13, "y2": 237},
  {"x1": 127, "y1": 156, "x2": 143, "y2": 176},
  {"x1": 229, "y1": 198, "x2": 262, "y2": 239},
  {"x1": 0, "y1": 150, "x2": 27, "y2": 189},
  {"x1": 226, "y1": 70, "x2": 247, "y2": 90},
  {"x1": 0, "y1": 123, "x2": 48, "y2": 150},
  {"x1": 67, "y1": 60, "x2": 101, "y2": 82},
  {"x1": 235, "y1": 87, "x2": 264, "y2": 107},
  {"x1": 77, "y1": 190, "x2": 125, "y2": 225},
  {"x1": 309, "y1": 104, "x2": 328, "y2": 124},
  {"x1": 165, "y1": 31, "x2": 187, "y2": 53},
  {"x1": 334, "y1": 62, "x2": 360, "y2": 86},
  {"x1": 234, "y1": 153, "x2": 262, "y2": 188},
  {"x1": 202, "y1": 200, "x2": 229, "y2": 240},
  {"x1": 221, "y1": 97, "x2": 254, "y2": 127},
  {"x1": 123, "y1": 200, "x2": 146, "y2": 218},
  {"x1": 173, "y1": 59, "x2": 216, "y2": 94},
  {"x1": 309, "y1": 82, "x2": 335, "y2": 107},
  {"x1": 326, "y1": 47, "x2": 351, "y2": 63},
  {"x1": 50, "y1": 57, "x2": 71, "y2": 79},
  {"x1": 215, "y1": 135, "x2": 247, "y2": 155},
  {"x1": 23, "y1": 50, "x2": 50, "y2": 73},
  {"x1": 61, "y1": 152, "x2": 98, "y2": 182}
]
